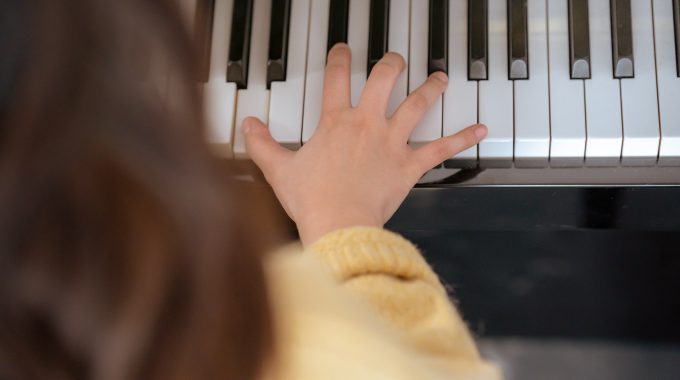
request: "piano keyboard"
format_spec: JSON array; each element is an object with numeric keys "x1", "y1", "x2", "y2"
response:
[{"x1": 175, "y1": 0, "x2": 680, "y2": 170}]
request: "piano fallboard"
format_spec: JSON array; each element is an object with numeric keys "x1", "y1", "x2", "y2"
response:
[
  {"x1": 389, "y1": 184, "x2": 680, "y2": 231},
  {"x1": 417, "y1": 166, "x2": 680, "y2": 186}
]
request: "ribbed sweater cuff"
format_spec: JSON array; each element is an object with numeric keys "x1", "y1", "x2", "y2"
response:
[{"x1": 306, "y1": 227, "x2": 441, "y2": 288}]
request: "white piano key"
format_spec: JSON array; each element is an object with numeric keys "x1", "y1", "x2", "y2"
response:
[
  {"x1": 203, "y1": 0, "x2": 236, "y2": 157},
  {"x1": 652, "y1": 0, "x2": 680, "y2": 165},
  {"x1": 513, "y1": 0, "x2": 550, "y2": 167},
  {"x1": 585, "y1": 0, "x2": 622, "y2": 166},
  {"x1": 233, "y1": 0, "x2": 272, "y2": 158},
  {"x1": 348, "y1": 0, "x2": 370, "y2": 106},
  {"x1": 408, "y1": 0, "x2": 443, "y2": 148},
  {"x1": 619, "y1": 0, "x2": 660, "y2": 165},
  {"x1": 269, "y1": 0, "x2": 311, "y2": 150},
  {"x1": 478, "y1": 0, "x2": 513, "y2": 166},
  {"x1": 302, "y1": 0, "x2": 331, "y2": 143},
  {"x1": 443, "y1": 0, "x2": 477, "y2": 165},
  {"x1": 387, "y1": 0, "x2": 410, "y2": 117},
  {"x1": 547, "y1": 0, "x2": 586, "y2": 166}
]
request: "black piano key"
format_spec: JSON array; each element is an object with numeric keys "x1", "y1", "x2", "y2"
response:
[
  {"x1": 507, "y1": 0, "x2": 529, "y2": 80},
  {"x1": 568, "y1": 0, "x2": 591, "y2": 79},
  {"x1": 428, "y1": 0, "x2": 448, "y2": 75},
  {"x1": 327, "y1": 0, "x2": 350, "y2": 52},
  {"x1": 674, "y1": 0, "x2": 679, "y2": 77},
  {"x1": 610, "y1": 0, "x2": 634, "y2": 78},
  {"x1": 367, "y1": 0, "x2": 390, "y2": 75},
  {"x1": 267, "y1": 0, "x2": 292, "y2": 88},
  {"x1": 468, "y1": 0, "x2": 488, "y2": 80},
  {"x1": 194, "y1": 0, "x2": 216, "y2": 83},
  {"x1": 227, "y1": 0, "x2": 254, "y2": 89}
]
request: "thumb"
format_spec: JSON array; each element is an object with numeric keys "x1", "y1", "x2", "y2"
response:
[{"x1": 243, "y1": 117, "x2": 292, "y2": 176}]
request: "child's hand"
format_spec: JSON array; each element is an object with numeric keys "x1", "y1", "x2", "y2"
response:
[{"x1": 243, "y1": 44, "x2": 487, "y2": 246}]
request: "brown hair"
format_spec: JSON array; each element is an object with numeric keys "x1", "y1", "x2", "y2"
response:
[{"x1": 0, "y1": 0, "x2": 279, "y2": 378}]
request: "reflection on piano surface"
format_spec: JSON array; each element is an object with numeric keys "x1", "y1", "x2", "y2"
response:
[{"x1": 174, "y1": 0, "x2": 680, "y2": 184}]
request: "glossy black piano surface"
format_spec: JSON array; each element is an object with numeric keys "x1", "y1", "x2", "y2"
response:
[{"x1": 385, "y1": 178, "x2": 680, "y2": 379}]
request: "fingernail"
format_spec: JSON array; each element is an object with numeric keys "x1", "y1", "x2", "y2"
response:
[
  {"x1": 432, "y1": 71, "x2": 449, "y2": 84},
  {"x1": 474, "y1": 124, "x2": 488, "y2": 139},
  {"x1": 242, "y1": 119, "x2": 252, "y2": 134},
  {"x1": 331, "y1": 42, "x2": 349, "y2": 52}
]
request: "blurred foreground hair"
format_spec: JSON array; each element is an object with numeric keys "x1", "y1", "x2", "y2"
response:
[{"x1": 0, "y1": 0, "x2": 276, "y2": 379}]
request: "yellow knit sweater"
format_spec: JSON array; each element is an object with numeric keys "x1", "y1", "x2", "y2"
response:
[{"x1": 263, "y1": 227, "x2": 501, "y2": 379}]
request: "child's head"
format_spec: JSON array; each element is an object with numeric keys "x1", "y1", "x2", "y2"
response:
[{"x1": 0, "y1": 1, "x2": 276, "y2": 378}]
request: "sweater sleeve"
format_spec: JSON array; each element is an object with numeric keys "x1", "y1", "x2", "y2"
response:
[{"x1": 306, "y1": 227, "x2": 499, "y2": 376}]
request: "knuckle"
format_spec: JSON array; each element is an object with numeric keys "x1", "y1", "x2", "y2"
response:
[
  {"x1": 326, "y1": 62, "x2": 348, "y2": 76},
  {"x1": 464, "y1": 129, "x2": 479, "y2": 145},
  {"x1": 319, "y1": 111, "x2": 345, "y2": 127},
  {"x1": 456, "y1": 129, "x2": 478, "y2": 148},
  {"x1": 371, "y1": 61, "x2": 398, "y2": 79},
  {"x1": 430, "y1": 142, "x2": 451, "y2": 162},
  {"x1": 407, "y1": 92, "x2": 429, "y2": 113}
]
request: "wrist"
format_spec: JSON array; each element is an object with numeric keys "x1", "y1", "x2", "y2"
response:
[{"x1": 296, "y1": 209, "x2": 383, "y2": 247}]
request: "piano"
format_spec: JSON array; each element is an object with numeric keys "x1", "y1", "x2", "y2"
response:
[
  {"x1": 174, "y1": 0, "x2": 680, "y2": 176},
  {"x1": 172, "y1": 0, "x2": 680, "y2": 229},
  {"x1": 175, "y1": 0, "x2": 680, "y2": 349}
]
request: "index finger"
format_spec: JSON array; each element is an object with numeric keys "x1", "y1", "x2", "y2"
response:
[{"x1": 322, "y1": 43, "x2": 352, "y2": 113}]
